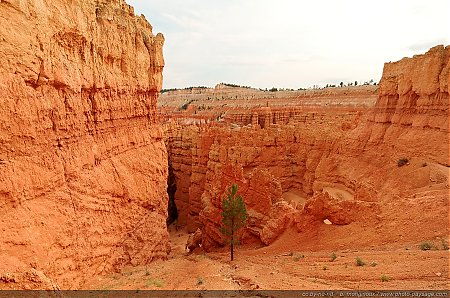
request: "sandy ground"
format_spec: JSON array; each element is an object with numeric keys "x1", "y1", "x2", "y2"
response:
[
  {"x1": 84, "y1": 225, "x2": 449, "y2": 290},
  {"x1": 322, "y1": 187, "x2": 354, "y2": 201},
  {"x1": 283, "y1": 190, "x2": 308, "y2": 206}
]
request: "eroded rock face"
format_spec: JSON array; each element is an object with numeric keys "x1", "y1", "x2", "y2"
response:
[
  {"x1": 162, "y1": 46, "x2": 449, "y2": 252},
  {"x1": 199, "y1": 165, "x2": 297, "y2": 250},
  {"x1": 164, "y1": 108, "x2": 376, "y2": 247},
  {"x1": 163, "y1": 107, "x2": 372, "y2": 229},
  {"x1": 367, "y1": 45, "x2": 449, "y2": 165},
  {"x1": 295, "y1": 192, "x2": 379, "y2": 230},
  {"x1": 0, "y1": 0, "x2": 168, "y2": 289}
]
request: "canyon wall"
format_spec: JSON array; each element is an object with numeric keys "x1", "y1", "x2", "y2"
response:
[
  {"x1": 365, "y1": 45, "x2": 449, "y2": 165},
  {"x1": 0, "y1": 0, "x2": 168, "y2": 289},
  {"x1": 163, "y1": 106, "x2": 379, "y2": 247}
]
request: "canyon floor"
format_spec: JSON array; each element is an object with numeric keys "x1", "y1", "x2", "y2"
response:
[
  {"x1": 85, "y1": 224, "x2": 448, "y2": 290},
  {"x1": 87, "y1": 84, "x2": 450, "y2": 290}
]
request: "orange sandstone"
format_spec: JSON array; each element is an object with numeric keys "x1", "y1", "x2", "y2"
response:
[
  {"x1": 0, "y1": 0, "x2": 167, "y2": 289},
  {"x1": 162, "y1": 46, "x2": 449, "y2": 253}
]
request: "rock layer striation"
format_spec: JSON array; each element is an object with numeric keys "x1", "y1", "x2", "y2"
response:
[{"x1": 0, "y1": 0, "x2": 168, "y2": 289}]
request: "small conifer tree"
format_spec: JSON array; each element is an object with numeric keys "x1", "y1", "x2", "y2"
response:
[{"x1": 219, "y1": 184, "x2": 249, "y2": 261}]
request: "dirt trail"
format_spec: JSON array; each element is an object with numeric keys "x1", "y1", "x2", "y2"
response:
[{"x1": 83, "y1": 225, "x2": 449, "y2": 290}]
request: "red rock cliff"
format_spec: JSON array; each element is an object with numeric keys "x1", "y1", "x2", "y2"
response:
[
  {"x1": 0, "y1": 0, "x2": 168, "y2": 289},
  {"x1": 366, "y1": 45, "x2": 449, "y2": 165}
]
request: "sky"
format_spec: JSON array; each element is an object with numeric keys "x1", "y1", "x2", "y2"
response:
[{"x1": 126, "y1": 0, "x2": 449, "y2": 90}]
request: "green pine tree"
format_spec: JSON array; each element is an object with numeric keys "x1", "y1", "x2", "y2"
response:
[{"x1": 219, "y1": 184, "x2": 249, "y2": 261}]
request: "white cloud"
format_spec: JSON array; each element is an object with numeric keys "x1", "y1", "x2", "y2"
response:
[{"x1": 127, "y1": 0, "x2": 450, "y2": 89}]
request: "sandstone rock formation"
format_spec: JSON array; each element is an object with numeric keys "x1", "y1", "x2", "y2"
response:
[
  {"x1": 161, "y1": 46, "x2": 449, "y2": 253},
  {"x1": 199, "y1": 165, "x2": 297, "y2": 250},
  {"x1": 159, "y1": 85, "x2": 377, "y2": 127},
  {"x1": 368, "y1": 45, "x2": 449, "y2": 165},
  {"x1": 163, "y1": 107, "x2": 372, "y2": 231},
  {"x1": 185, "y1": 228, "x2": 202, "y2": 253},
  {"x1": 0, "y1": 0, "x2": 167, "y2": 289}
]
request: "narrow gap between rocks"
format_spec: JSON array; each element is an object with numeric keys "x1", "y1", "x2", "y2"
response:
[{"x1": 166, "y1": 158, "x2": 178, "y2": 226}]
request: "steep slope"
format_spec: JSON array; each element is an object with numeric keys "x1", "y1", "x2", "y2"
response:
[{"x1": 0, "y1": 0, "x2": 168, "y2": 289}]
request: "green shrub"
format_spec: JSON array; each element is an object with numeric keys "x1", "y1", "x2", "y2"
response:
[
  {"x1": 397, "y1": 158, "x2": 409, "y2": 167},
  {"x1": 380, "y1": 275, "x2": 391, "y2": 282},
  {"x1": 419, "y1": 242, "x2": 434, "y2": 251},
  {"x1": 441, "y1": 239, "x2": 449, "y2": 250},
  {"x1": 330, "y1": 252, "x2": 337, "y2": 262},
  {"x1": 293, "y1": 254, "x2": 305, "y2": 262},
  {"x1": 146, "y1": 278, "x2": 164, "y2": 288},
  {"x1": 179, "y1": 99, "x2": 195, "y2": 111},
  {"x1": 196, "y1": 277, "x2": 204, "y2": 286},
  {"x1": 356, "y1": 257, "x2": 366, "y2": 266}
]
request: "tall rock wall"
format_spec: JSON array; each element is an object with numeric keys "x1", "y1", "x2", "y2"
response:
[
  {"x1": 365, "y1": 45, "x2": 449, "y2": 165},
  {"x1": 0, "y1": 0, "x2": 168, "y2": 289}
]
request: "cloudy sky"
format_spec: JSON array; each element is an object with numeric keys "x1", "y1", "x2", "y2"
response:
[{"x1": 126, "y1": 0, "x2": 449, "y2": 89}]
